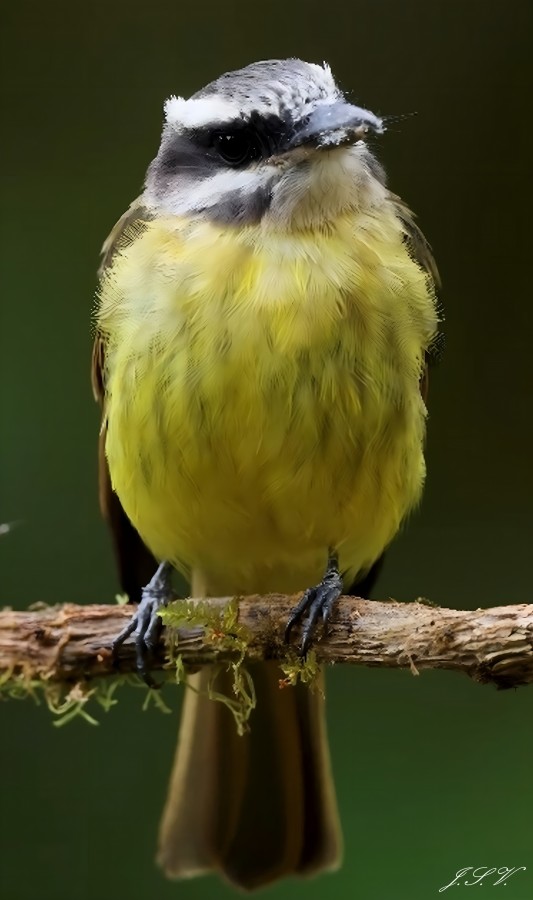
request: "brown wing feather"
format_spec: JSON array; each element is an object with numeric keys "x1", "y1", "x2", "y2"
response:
[
  {"x1": 389, "y1": 192, "x2": 441, "y2": 289},
  {"x1": 389, "y1": 191, "x2": 444, "y2": 405},
  {"x1": 92, "y1": 199, "x2": 158, "y2": 602}
]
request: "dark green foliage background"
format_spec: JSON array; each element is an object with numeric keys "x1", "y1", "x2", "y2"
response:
[{"x1": 1, "y1": 1, "x2": 531, "y2": 898}]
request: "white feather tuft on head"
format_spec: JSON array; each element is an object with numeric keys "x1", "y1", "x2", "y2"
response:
[
  {"x1": 164, "y1": 95, "x2": 240, "y2": 130},
  {"x1": 313, "y1": 61, "x2": 336, "y2": 91}
]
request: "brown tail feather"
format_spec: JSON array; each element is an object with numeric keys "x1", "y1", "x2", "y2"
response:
[
  {"x1": 157, "y1": 661, "x2": 342, "y2": 890},
  {"x1": 293, "y1": 668, "x2": 343, "y2": 875}
]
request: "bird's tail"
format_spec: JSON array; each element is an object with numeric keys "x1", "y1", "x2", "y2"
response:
[{"x1": 157, "y1": 580, "x2": 342, "y2": 890}]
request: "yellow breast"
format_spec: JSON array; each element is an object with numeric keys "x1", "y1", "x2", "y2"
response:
[{"x1": 97, "y1": 206, "x2": 438, "y2": 594}]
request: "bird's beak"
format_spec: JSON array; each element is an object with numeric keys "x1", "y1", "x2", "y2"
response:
[{"x1": 287, "y1": 100, "x2": 384, "y2": 151}]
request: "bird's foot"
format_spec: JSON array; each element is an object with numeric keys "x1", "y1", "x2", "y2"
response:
[
  {"x1": 284, "y1": 551, "x2": 342, "y2": 656},
  {"x1": 112, "y1": 561, "x2": 174, "y2": 686}
]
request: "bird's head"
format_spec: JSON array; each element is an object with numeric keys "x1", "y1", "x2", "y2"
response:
[{"x1": 144, "y1": 59, "x2": 385, "y2": 229}]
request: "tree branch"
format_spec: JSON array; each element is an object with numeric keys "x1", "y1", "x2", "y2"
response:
[{"x1": 1, "y1": 596, "x2": 532, "y2": 690}]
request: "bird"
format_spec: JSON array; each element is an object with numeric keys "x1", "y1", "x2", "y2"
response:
[{"x1": 92, "y1": 58, "x2": 441, "y2": 891}]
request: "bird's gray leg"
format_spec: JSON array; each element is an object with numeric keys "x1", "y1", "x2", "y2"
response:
[
  {"x1": 112, "y1": 560, "x2": 174, "y2": 685},
  {"x1": 284, "y1": 550, "x2": 342, "y2": 655}
]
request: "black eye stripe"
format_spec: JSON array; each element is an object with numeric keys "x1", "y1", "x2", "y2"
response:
[
  {"x1": 248, "y1": 110, "x2": 292, "y2": 151},
  {"x1": 154, "y1": 110, "x2": 295, "y2": 181},
  {"x1": 187, "y1": 111, "x2": 292, "y2": 163}
]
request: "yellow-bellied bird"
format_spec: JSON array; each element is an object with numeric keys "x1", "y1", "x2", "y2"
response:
[{"x1": 93, "y1": 59, "x2": 441, "y2": 891}]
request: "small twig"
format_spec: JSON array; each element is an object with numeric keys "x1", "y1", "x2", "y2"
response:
[{"x1": 1, "y1": 596, "x2": 532, "y2": 690}]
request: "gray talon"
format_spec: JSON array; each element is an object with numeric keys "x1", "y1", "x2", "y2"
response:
[
  {"x1": 285, "y1": 551, "x2": 342, "y2": 655},
  {"x1": 112, "y1": 560, "x2": 173, "y2": 684}
]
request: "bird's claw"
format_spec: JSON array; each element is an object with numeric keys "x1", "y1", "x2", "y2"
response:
[
  {"x1": 112, "y1": 561, "x2": 173, "y2": 686},
  {"x1": 285, "y1": 552, "x2": 342, "y2": 656}
]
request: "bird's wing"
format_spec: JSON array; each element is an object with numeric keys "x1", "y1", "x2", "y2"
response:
[
  {"x1": 389, "y1": 191, "x2": 445, "y2": 404},
  {"x1": 92, "y1": 198, "x2": 159, "y2": 602}
]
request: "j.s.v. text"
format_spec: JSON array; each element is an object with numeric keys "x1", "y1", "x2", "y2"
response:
[{"x1": 439, "y1": 866, "x2": 526, "y2": 891}]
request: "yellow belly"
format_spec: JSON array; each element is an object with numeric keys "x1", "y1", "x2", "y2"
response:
[{"x1": 98, "y1": 209, "x2": 437, "y2": 594}]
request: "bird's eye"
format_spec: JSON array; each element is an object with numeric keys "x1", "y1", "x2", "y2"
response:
[{"x1": 212, "y1": 131, "x2": 260, "y2": 166}]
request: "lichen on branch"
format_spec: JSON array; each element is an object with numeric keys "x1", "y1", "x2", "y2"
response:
[{"x1": 1, "y1": 595, "x2": 532, "y2": 698}]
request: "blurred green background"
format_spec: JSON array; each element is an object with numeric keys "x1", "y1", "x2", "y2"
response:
[{"x1": 1, "y1": 1, "x2": 531, "y2": 898}]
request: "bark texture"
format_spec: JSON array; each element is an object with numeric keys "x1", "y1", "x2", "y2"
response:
[{"x1": 1, "y1": 597, "x2": 532, "y2": 689}]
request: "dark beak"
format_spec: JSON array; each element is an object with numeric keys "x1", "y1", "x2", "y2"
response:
[{"x1": 287, "y1": 100, "x2": 384, "y2": 150}]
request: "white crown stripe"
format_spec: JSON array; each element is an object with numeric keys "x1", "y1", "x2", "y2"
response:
[
  {"x1": 165, "y1": 96, "x2": 240, "y2": 129},
  {"x1": 164, "y1": 62, "x2": 339, "y2": 132}
]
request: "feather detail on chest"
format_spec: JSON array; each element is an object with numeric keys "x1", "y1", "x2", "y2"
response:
[{"x1": 96, "y1": 208, "x2": 437, "y2": 593}]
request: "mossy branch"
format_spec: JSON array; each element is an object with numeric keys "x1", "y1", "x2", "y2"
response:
[{"x1": 1, "y1": 596, "x2": 532, "y2": 691}]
